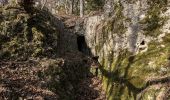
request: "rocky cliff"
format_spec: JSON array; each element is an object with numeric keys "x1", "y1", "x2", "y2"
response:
[
  {"x1": 75, "y1": 0, "x2": 170, "y2": 99},
  {"x1": 0, "y1": 0, "x2": 170, "y2": 100}
]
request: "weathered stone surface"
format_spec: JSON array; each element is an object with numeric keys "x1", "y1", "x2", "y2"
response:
[
  {"x1": 1, "y1": 0, "x2": 170, "y2": 99},
  {"x1": 75, "y1": 0, "x2": 170, "y2": 99}
]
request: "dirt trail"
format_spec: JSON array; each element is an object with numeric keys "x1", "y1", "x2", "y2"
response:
[
  {"x1": 55, "y1": 15, "x2": 107, "y2": 100},
  {"x1": 76, "y1": 75, "x2": 106, "y2": 100}
]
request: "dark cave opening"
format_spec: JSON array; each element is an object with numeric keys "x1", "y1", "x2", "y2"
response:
[
  {"x1": 140, "y1": 40, "x2": 145, "y2": 45},
  {"x1": 77, "y1": 35, "x2": 91, "y2": 56}
]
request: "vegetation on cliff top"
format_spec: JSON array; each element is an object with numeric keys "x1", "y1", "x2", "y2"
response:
[{"x1": 0, "y1": 4, "x2": 59, "y2": 61}]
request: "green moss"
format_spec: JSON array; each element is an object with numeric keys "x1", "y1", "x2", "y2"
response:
[
  {"x1": 96, "y1": 1, "x2": 170, "y2": 100},
  {"x1": 128, "y1": 40, "x2": 169, "y2": 87},
  {"x1": 0, "y1": 4, "x2": 59, "y2": 60},
  {"x1": 100, "y1": 32, "x2": 170, "y2": 99},
  {"x1": 126, "y1": 0, "x2": 136, "y2": 4},
  {"x1": 140, "y1": 86, "x2": 167, "y2": 100},
  {"x1": 103, "y1": 2, "x2": 127, "y2": 35},
  {"x1": 139, "y1": 12, "x2": 165, "y2": 37},
  {"x1": 141, "y1": 88, "x2": 156, "y2": 100},
  {"x1": 95, "y1": 44, "x2": 101, "y2": 54},
  {"x1": 85, "y1": 0, "x2": 104, "y2": 12},
  {"x1": 32, "y1": 27, "x2": 44, "y2": 41},
  {"x1": 120, "y1": 87, "x2": 135, "y2": 100},
  {"x1": 163, "y1": 33, "x2": 170, "y2": 43},
  {"x1": 139, "y1": 0, "x2": 168, "y2": 37}
]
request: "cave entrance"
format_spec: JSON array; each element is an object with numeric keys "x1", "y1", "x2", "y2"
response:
[{"x1": 77, "y1": 35, "x2": 91, "y2": 55}]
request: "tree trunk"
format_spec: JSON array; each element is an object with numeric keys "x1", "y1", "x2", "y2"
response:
[
  {"x1": 69, "y1": 0, "x2": 73, "y2": 15},
  {"x1": 80, "y1": 0, "x2": 84, "y2": 17}
]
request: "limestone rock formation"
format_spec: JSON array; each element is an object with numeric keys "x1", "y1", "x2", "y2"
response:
[
  {"x1": 0, "y1": 0, "x2": 170, "y2": 100},
  {"x1": 74, "y1": 0, "x2": 170, "y2": 99}
]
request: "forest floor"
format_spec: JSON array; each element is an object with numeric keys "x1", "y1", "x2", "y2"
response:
[
  {"x1": 0, "y1": 60, "x2": 106, "y2": 100},
  {"x1": 76, "y1": 75, "x2": 106, "y2": 100},
  {"x1": 0, "y1": 6, "x2": 106, "y2": 99}
]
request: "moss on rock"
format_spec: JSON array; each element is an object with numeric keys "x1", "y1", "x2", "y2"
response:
[
  {"x1": 103, "y1": 2, "x2": 126, "y2": 36},
  {"x1": 100, "y1": 36, "x2": 170, "y2": 99},
  {"x1": 139, "y1": 0, "x2": 168, "y2": 37},
  {"x1": 0, "y1": 4, "x2": 59, "y2": 60}
]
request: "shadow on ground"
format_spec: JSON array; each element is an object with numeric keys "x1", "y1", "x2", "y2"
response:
[{"x1": 0, "y1": 4, "x2": 106, "y2": 100}]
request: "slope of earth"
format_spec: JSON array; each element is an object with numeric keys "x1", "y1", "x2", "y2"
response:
[
  {"x1": 76, "y1": 76, "x2": 106, "y2": 100},
  {"x1": 0, "y1": 53, "x2": 106, "y2": 100},
  {"x1": 0, "y1": 4, "x2": 106, "y2": 100}
]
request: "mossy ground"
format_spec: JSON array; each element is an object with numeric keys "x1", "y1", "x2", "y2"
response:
[{"x1": 0, "y1": 4, "x2": 59, "y2": 61}]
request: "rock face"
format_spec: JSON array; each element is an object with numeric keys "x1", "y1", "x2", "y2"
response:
[
  {"x1": 1, "y1": 0, "x2": 170, "y2": 100},
  {"x1": 76, "y1": 0, "x2": 170, "y2": 99}
]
